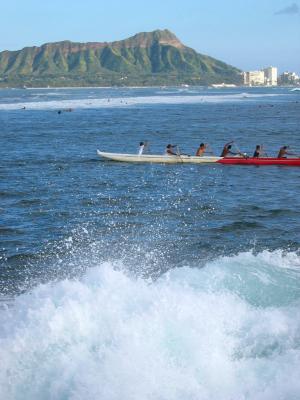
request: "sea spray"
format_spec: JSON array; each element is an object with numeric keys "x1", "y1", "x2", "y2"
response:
[{"x1": 1, "y1": 251, "x2": 300, "y2": 400}]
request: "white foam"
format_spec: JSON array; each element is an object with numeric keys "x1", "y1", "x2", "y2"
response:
[
  {"x1": 0, "y1": 92, "x2": 283, "y2": 110},
  {"x1": 1, "y1": 250, "x2": 300, "y2": 400}
]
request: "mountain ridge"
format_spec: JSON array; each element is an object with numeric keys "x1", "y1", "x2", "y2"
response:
[{"x1": 0, "y1": 29, "x2": 242, "y2": 87}]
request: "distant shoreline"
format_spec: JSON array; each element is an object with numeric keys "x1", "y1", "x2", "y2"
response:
[{"x1": 0, "y1": 85, "x2": 299, "y2": 90}]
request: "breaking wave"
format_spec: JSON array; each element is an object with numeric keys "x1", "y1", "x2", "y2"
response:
[
  {"x1": 1, "y1": 250, "x2": 300, "y2": 399},
  {"x1": 0, "y1": 92, "x2": 283, "y2": 110}
]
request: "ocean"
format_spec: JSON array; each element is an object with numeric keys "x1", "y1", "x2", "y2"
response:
[{"x1": 0, "y1": 86, "x2": 300, "y2": 399}]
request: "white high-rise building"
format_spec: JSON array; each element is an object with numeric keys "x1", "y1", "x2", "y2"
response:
[
  {"x1": 280, "y1": 71, "x2": 300, "y2": 84},
  {"x1": 243, "y1": 71, "x2": 265, "y2": 86},
  {"x1": 243, "y1": 67, "x2": 278, "y2": 86},
  {"x1": 263, "y1": 67, "x2": 278, "y2": 86}
]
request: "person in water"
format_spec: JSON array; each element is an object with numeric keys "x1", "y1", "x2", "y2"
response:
[
  {"x1": 253, "y1": 145, "x2": 262, "y2": 158},
  {"x1": 196, "y1": 143, "x2": 207, "y2": 156},
  {"x1": 277, "y1": 146, "x2": 295, "y2": 158},
  {"x1": 165, "y1": 144, "x2": 177, "y2": 156}
]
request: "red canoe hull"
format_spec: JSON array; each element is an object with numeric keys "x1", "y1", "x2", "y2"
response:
[{"x1": 217, "y1": 157, "x2": 300, "y2": 166}]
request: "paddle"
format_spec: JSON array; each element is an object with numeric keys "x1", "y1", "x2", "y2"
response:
[
  {"x1": 284, "y1": 146, "x2": 300, "y2": 157},
  {"x1": 233, "y1": 142, "x2": 247, "y2": 158},
  {"x1": 205, "y1": 143, "x2": 215, "y2": 156},
  {"x1": 176, "y1": 146, "x2": 192, "y2": 162},
  {"x1": 260, "y1": 145, "x2": 269, "y2": 158},
  {"x1": 144, "y1": 141, "x2": 149, "y2": 153},
  {"x1": 176, "y1": 146, "x2": 183, "y2": 162}
]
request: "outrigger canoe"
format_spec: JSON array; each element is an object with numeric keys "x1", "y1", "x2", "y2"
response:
[
  {"x1": 97, "y1": 150, "x2": 221, "y2": 164},
  {"x1": 218, "y1": 157, "x2": 300, "y2": 166},
  {"x1": 97, "y1": 150, "x2": 300, "y2": 166}
]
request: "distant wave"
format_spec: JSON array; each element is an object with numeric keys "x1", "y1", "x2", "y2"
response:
[
  {"x1": 0, "y1": 92, "x2": 283, "y2": 110},
  {"x1": 1, "y1": 249, "x2": 300, "y2": 399}
]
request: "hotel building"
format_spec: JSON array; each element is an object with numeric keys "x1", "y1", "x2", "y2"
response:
[
  {"x1": 263, "y1": 67, "x2": 278, "y2": 86},
  {"x1": 243, "y1": 67, "x2": 278, "y2": 86}
]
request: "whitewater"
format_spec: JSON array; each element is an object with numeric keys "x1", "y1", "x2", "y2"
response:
[
  {"x1": 0, "y1": 91, "x2": 284, "y2": 110},
  {"x1": 1, "y1": 250, "x2": 300, "y2": 400}
]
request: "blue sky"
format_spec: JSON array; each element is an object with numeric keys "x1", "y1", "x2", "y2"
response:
[{"x1": 1, "y1": 0, "x2": 299, "y2": 72}]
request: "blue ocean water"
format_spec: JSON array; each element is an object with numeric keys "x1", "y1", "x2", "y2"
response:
[{"x1": 0, "y1": 87, "x2": 300, "y2": 399}]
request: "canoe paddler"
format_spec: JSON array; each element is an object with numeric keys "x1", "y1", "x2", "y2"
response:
[
  {"x1": 138, "y1": 142, "x2": 145, "y2": 155},
  {"x1": 253, "y1": 145, "x2": 262, "y2": 158},
  {"x1": 196, "y1": 143, "x2": 207, "y2": 156},
  {"x1": 220, "y1": 141, "x2": 239, "y2": 157},
  {"x1": 165, "y1": 144, "x2": 177, "y2": 156},
  {"x1": 221, "y1": 141, "x2": 246, "y2": 158},
  {"x1": 277, "y1": 146, "x2": 296, "y2": 158}
]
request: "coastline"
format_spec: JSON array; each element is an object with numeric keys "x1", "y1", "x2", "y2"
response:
[{"x1": 0, "y1": 84, "x2": 299, "y2": 90}]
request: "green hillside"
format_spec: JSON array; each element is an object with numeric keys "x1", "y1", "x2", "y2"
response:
[{"x1": 0, "y1": 29, "x2": 242, "y2": 87}]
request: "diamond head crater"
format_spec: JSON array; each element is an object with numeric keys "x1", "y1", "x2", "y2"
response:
[{"x1": 0, "y1": 29, "x2": 242, "y2": 87}]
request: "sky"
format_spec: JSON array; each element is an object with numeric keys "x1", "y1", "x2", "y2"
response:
[{"x1": 0, "y1": 0, "x2": 299, "y2": 73}]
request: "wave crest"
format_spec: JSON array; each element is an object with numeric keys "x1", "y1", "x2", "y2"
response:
[{"x1": 1, "y1": 250, "x2": 300, "y2": 399}]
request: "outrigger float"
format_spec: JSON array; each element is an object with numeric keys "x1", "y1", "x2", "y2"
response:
[{"x1": 97, "y1": 150, "x2": 300, "y2": 166}]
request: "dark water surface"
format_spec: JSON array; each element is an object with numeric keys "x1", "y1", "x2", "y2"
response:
[{"x1": 0, "y1": 87, "x2": 300, "y2": 399}]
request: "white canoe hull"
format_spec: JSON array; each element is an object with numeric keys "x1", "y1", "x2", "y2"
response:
[{"x1": 97, "y1": 150, "x2": 222, "y2": 164}]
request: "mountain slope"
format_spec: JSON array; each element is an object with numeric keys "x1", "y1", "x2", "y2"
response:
[{"x1": 0, "y1": 30, "x2": 242, "y2": 87}]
